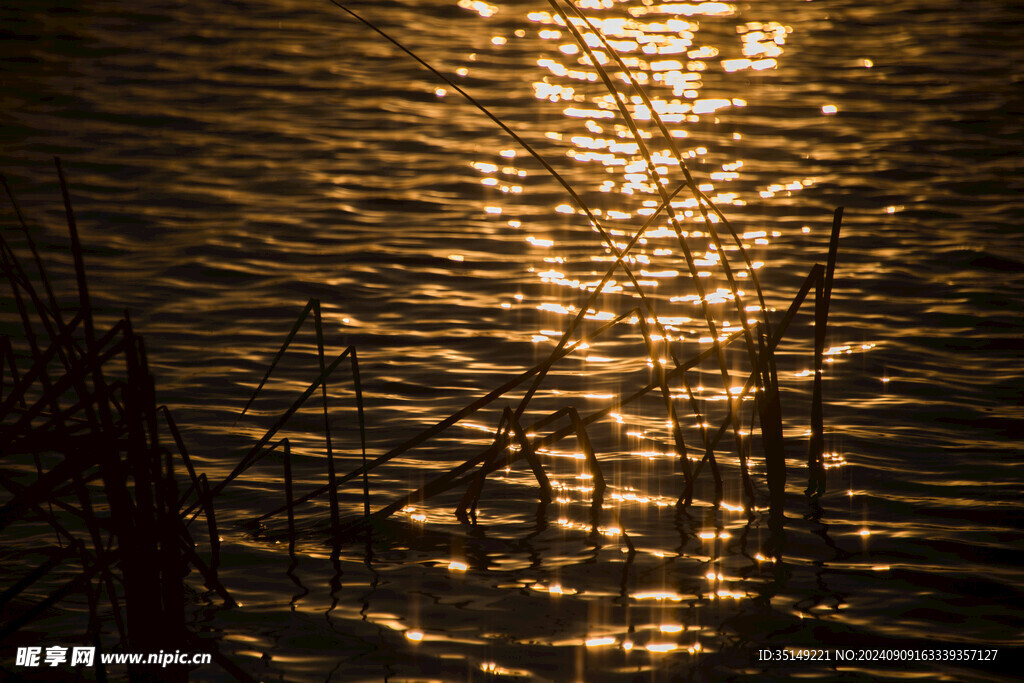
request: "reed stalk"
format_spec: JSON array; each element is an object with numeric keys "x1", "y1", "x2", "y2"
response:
[
  {"x1": 281, "y1": 438, "x2": 296, "y2": 552},
  {"x1": 806, "y1": 207, "x2": 843, "y2": 497}
]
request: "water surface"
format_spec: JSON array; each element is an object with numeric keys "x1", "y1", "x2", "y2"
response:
[{"x1": 1, "y1": 0, "x2": 1022, "y2": 680}]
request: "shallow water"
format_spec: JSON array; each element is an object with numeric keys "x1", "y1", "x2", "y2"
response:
[{"x1": 1, "y1": 0, "x2": 1023, "y2": 680}]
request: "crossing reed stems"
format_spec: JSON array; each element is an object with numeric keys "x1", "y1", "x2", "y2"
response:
[
  {"x1": 322, "y1": 0, "x2": 842, "y2": 517},
  {"x1": 1, "y1": 167, "x2": 240, "y2": 679}
]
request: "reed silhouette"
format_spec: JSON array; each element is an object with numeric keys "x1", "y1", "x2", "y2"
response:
[
  {"x1": 0, "y1": 160, "x2": 252, "y2": 682},
  {"x1": 1, "y1": 4, "x2": 844, "y2": 680},
  {"x1": 296, "y1": 1, "x2": 846, "y2": 536}
]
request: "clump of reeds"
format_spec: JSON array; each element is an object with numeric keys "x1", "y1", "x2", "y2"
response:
[{"x1": 0, "y1": 161, "x2": 254, "y2": 682}]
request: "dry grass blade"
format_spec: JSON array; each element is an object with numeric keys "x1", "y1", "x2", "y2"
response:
[
  {"x1": 689, "y1": 266, "x2": 828, "y2": 497},
  {"x1": 677, "y1": 370, "x2": 723, "y2": 506},
  {"x1": 54, "y1": 158, "x2": 94, "y2": 343},
  {"x1": 235, "y1": 298, "x2": 319, "y2": 423}
]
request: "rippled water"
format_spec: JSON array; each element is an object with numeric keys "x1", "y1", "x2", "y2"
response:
[{"x1": 2, "y1": 0, "x2": 1022, "y2": 680}]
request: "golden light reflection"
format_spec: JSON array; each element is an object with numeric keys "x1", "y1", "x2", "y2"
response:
[
  {"x1": 457, "y1": 0, "x2": 498, "y2": 18},
  {"x1": 586, "y1": 636, "x2": 617, "y2": 647},
  {"x1": 824, "y1": 451, "x2": 847, "y2": 469},
  {"x1": 646, "y1": 642, "x2": 678, "y2": 653},
  {"x1": 392, "y1": 5, "x2": 885, "y2": 652},
  {"x1": 632, "y1": 591, "x2": 685, "y2": 602},
  {"x1": 697, "y1": 531, "x2": 731, "y2": 540},
  {"x1": 531, "y1": 581, "x2": 577, "y2": 596},
  {"x1": 506, "y1": 0, "x2": 802, "y2": 266},
  {"x1": 479, "y1": 662, "x2": 530, "y2": 677}
]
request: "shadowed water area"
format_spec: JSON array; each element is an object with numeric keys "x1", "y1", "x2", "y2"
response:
[{"x1": 1, "y1": 0, "x2": 1022, "y2": 680}]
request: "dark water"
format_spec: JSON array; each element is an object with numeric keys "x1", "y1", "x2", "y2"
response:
[{"x1": 2, "y1": 0, "x2": 1023, "y2": 680}]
